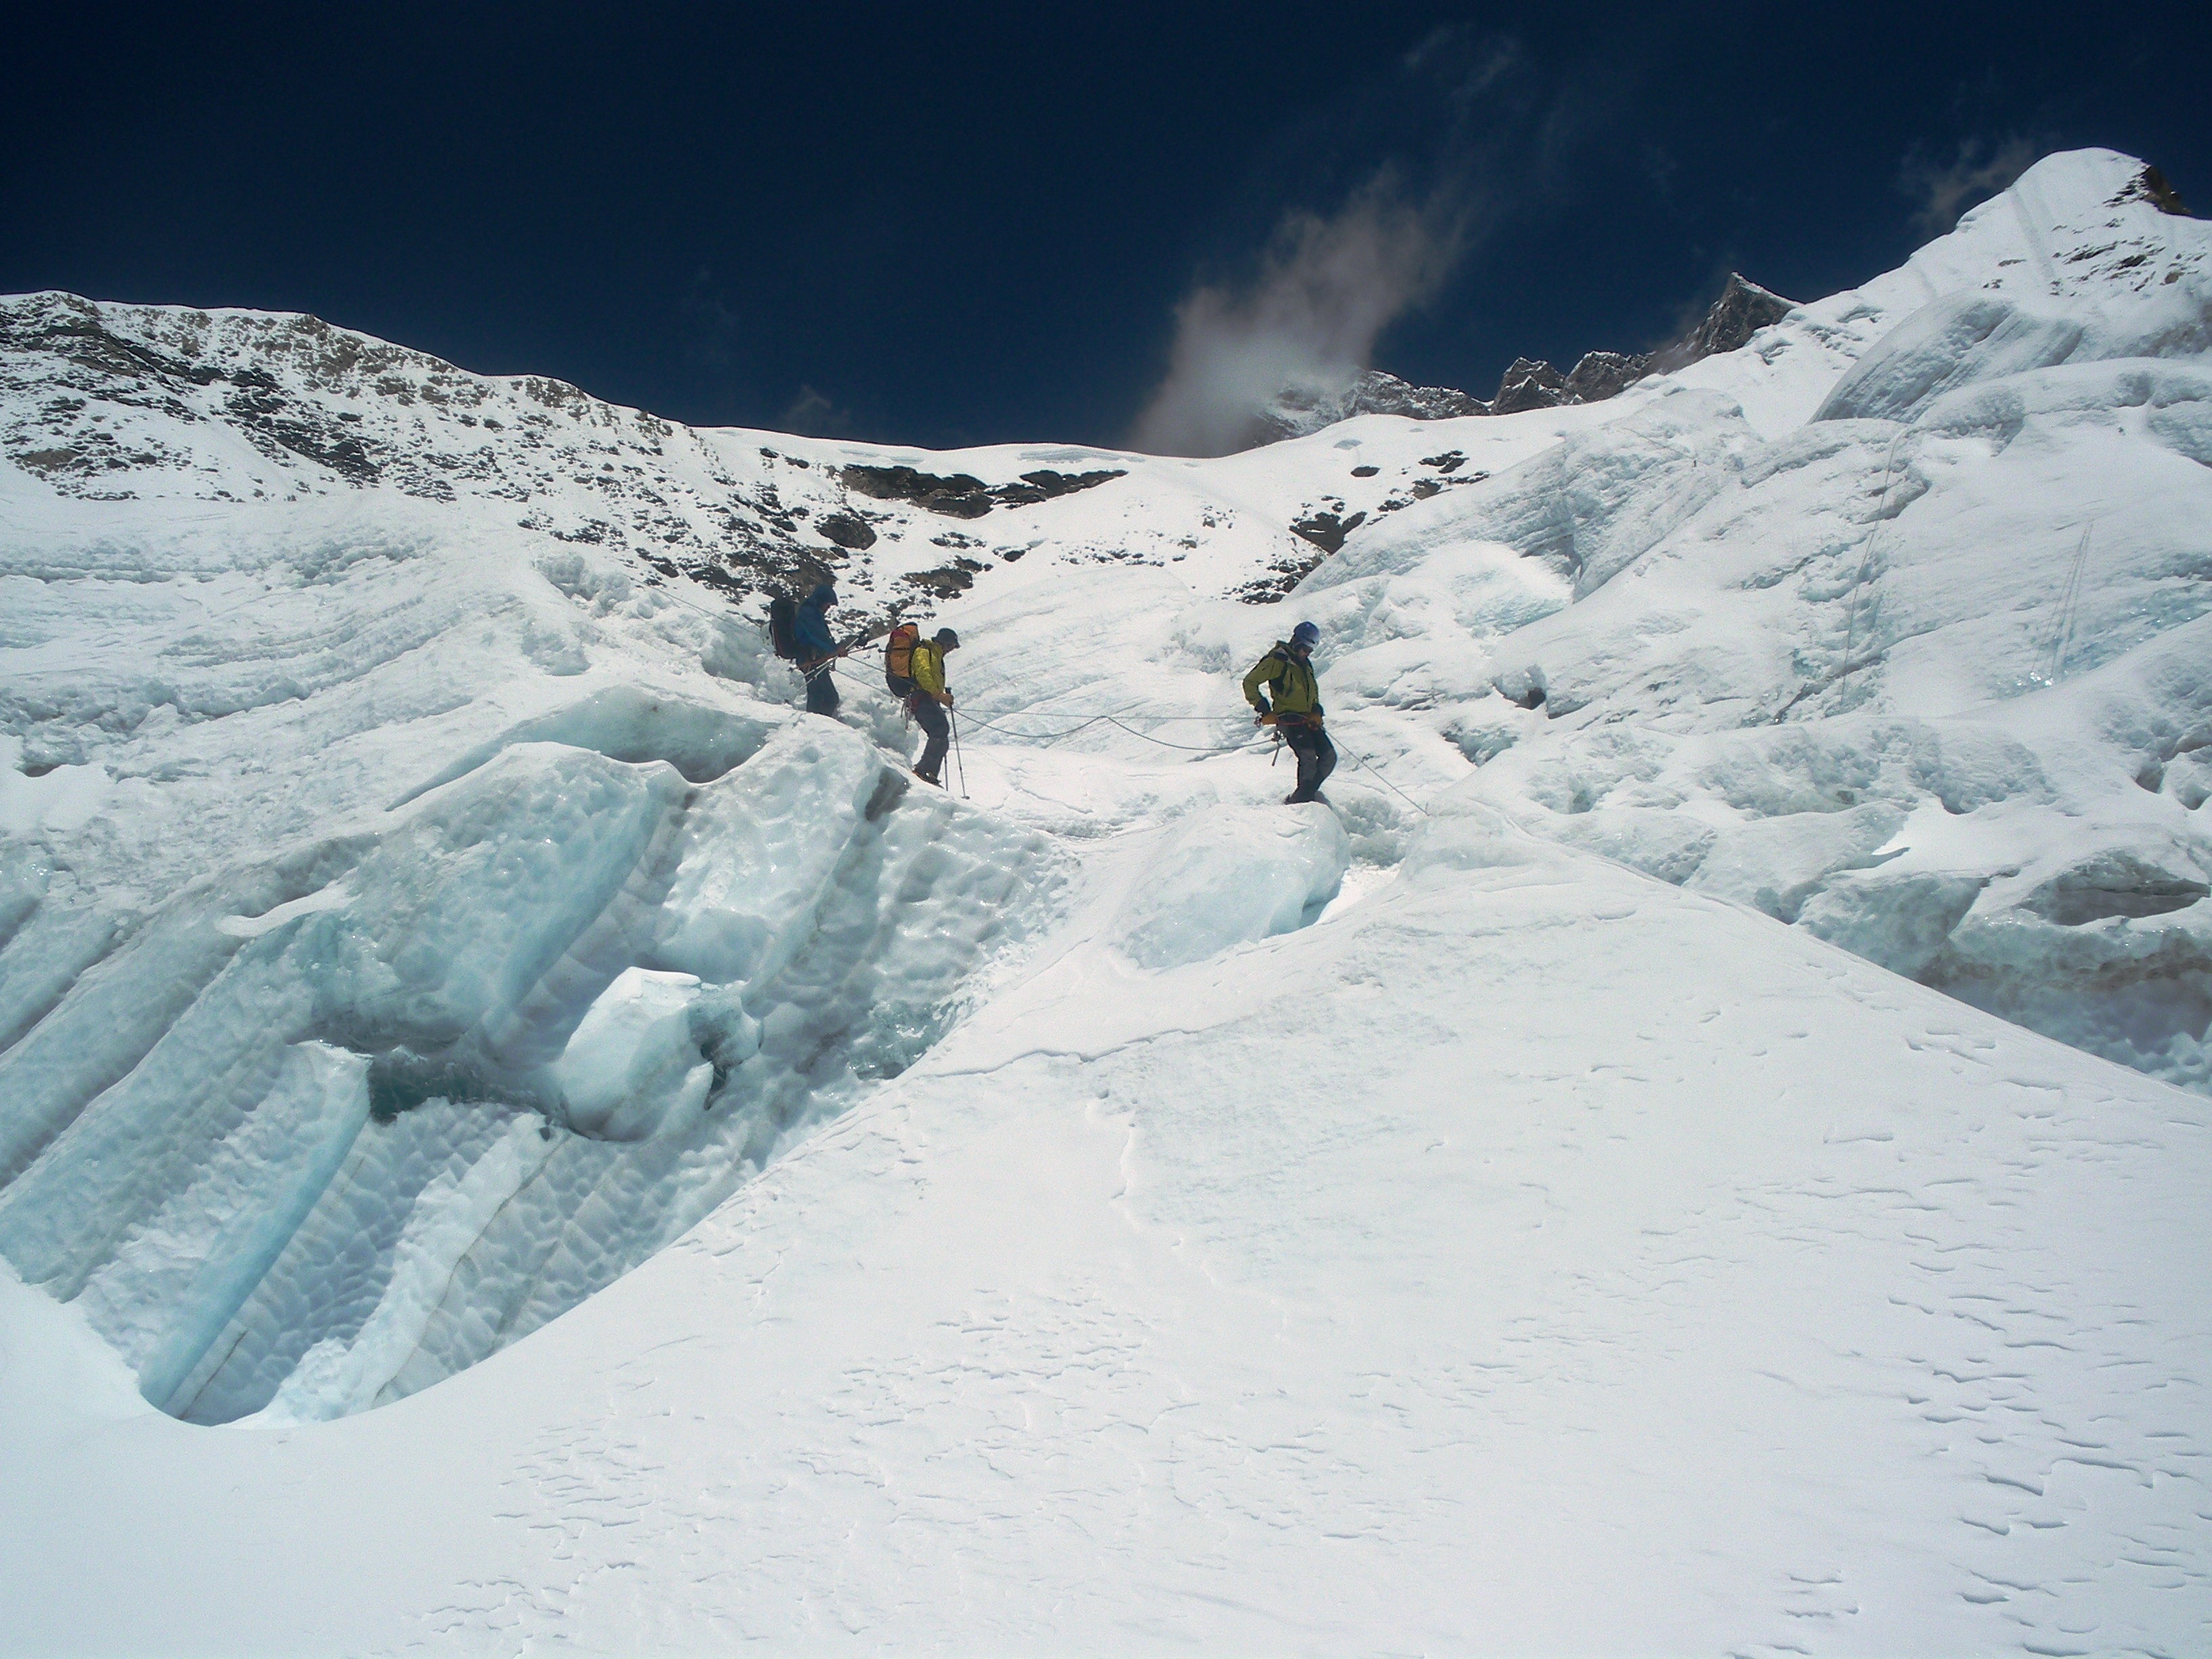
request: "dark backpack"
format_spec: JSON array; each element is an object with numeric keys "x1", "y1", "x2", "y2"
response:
[
  {"x1": 767, "y1": 594, "x2": 798, "y2": 661},
  {"x1": 884, "y1": 621, "x2": 920, "y2": 696}
]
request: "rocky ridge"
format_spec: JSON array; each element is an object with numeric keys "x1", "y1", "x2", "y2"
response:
[
  {"x1": 0, "y1": 291, "x2": 1136, "y2": 630},
  {"x1": 1261, "y1": 272, "x2": 1797, "y2": 439}
]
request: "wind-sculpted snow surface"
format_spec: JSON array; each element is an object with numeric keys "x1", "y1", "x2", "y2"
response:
[{"x1": 3, "y1": 147, "x2": 2211, "y2": 1653}]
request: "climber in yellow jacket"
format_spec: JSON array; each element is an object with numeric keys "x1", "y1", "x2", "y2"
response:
[
  {"x1": 1243, "y1": 620, "x2": 1335, "y2": 804},
  {"x1": 908, "y1": 628, "x2": 959, "y2": 785}
]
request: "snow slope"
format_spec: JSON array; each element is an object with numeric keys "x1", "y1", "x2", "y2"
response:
[
  {"x1": 8, "y1": 812, "x2": 2206, "y2": 1655},
  {"x1": 3, "y1": 148, "x2": 2210, "y2": 1652}
]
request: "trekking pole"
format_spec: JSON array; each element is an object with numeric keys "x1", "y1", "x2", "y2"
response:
[{"x1": 951, "y1": 707, "x2": 970, "y2": 799}]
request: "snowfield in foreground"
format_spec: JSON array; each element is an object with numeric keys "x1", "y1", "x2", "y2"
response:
[{"x1": 3, "y1": 149, "x2": 2210, "y2": 1653}]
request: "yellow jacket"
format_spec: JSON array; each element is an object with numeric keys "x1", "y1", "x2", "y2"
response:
[
  {"x1": 911, "y1": 640, "x2": 951, "y2": 702},
  {"x1": 1243, "y1": 642, "x2": 1322, "y2": 720}
]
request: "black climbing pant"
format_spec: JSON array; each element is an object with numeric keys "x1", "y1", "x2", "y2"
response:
[
  {"x1": 910, "y1": 695, "x2": 950, "y2": 782},
  {"x1": 802, "y1": 657, "x2": 840, "y2": 717},
  {"x1": 1282, "y1": 720, "x2": 1336, "y2": 803}
]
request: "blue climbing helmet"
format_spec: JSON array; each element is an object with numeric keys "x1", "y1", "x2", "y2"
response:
[{"x1": 1290, "y1": 621, "x2": 1320, "y2": 649}]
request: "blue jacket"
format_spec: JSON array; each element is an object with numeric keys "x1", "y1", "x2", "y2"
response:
[{"x1": 794, "y1": 585, "x2": 836, "y2": 659}]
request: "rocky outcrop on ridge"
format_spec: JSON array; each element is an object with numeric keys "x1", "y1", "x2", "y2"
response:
[{"x1": 1261, "y1": 272, "x2": 1798, "y2": 440}]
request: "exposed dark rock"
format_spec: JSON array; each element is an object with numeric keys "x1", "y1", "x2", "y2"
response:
[
  {"x1": 842, "y1": 464, "x2": 995, "y2": 516},
  {"x1": 1562, "y1": 350, "x2": 1652, "y2": 403},
  {"x1": 1420, "y1": 450, "x2": 1467, "y2": 472},
  {"x1": 1489, "y1": 357, "x2": 1572, "y2": 416},
  {"x1": 840, "y1": 463, "x2": 1124, "y2": 518},
  {"x1": 815, "y1": 512, "x2": 877, "y2": 550},
  {"x1": 0, "y1": 290, "x2": 905, "y2": 617},
  {"x1": 1288, "y1": 510, "x2": 1366, "y2": 554},
  {"x1": 223, "y1": 377, "x2": 381, "y2": 480},
  {"x1": 1351, "y1": 464, "x2": 1379, "y2": 477},
  {"x1": 1234, "y1": 545, "x2": 1331, "y2": 604},
  {"x1": 1649, "y1": 274, "x2": 1795, "y2": 373},
  {"x1": 993, "y1": 468, "x2": 1127, "y2": 505},
  {"x1": 2, "y1": 294, "x2": 389, "y2": 483},
  {"x1": 1258, "y1": 370, "x2": 1486, "y2": 442},
  {"x1": 903, "y1": 556, "x2": 987, "y2": 596},
  {"x1": 2112, "y1": 164, "x2": 2190, "y2": 216},
  {"x1": 1258, "y1": 272, "x2": 1797, "y2": 445},
  {"x1": 1329, "y1": 370, "x2": 1485, "y2": 422}
]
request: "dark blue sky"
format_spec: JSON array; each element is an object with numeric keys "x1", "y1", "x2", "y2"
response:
[{"x1": 6, "y1": 2, "x2": 2206, "y2": 451}]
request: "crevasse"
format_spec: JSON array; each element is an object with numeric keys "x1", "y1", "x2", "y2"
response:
[{"x1": 0, "y1": 720, "x2": 1061, "y2": 1423}]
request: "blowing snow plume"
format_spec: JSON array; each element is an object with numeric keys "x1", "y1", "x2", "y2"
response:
[{"x1": 1130, "y1": 178, "x2": 1466, "y2": 457}]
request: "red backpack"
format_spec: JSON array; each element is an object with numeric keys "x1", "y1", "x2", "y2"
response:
[{"x1": 884, "y1": 623, "x2": 920, "y2": 696}]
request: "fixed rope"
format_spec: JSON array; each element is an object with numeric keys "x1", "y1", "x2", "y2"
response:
[
  {"x1": 2045, "y1": 524, "x2": 2093, "y2": 684},
  {"x1": 1841, "y1": 424, "x2": 1909, "y2": 670},
  {"x1": 668, "y1": 611, "x2": 1436, "y2": 813},
  {"x1": 1329, "y1": 735, "x2": 1433, "y2": 818}
]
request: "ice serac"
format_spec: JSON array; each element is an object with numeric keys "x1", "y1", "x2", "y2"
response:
[
  {"x1": 0, "y1": 721, "x2": 1060, "y2": 1423},
  {"x1": 1297, "y1": 146, "x2": 2212, "y2": 1093}
]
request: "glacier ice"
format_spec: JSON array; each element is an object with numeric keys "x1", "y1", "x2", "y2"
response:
[
  {"x1": 1113, "y1": 804, "x2": 1349, "y2": 970},
  {"x1": 0, "y1": 724, "x2": 1061, "y2": 1423},
  {"x1": 545, "y1": 967, "x2": 724, "y2": 1143},
  {"x1": 1286, "y1": 153, "x2": 2212, "y2": 1090}
]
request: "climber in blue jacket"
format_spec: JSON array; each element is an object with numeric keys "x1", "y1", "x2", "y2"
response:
[{"x1": 793, "y1": 583, "x2": 840, "y2": 717}]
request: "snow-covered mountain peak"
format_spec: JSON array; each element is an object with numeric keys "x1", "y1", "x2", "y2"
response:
[{"x1": 1882, "y1": 147, "x2": 2205, "y2": 308}]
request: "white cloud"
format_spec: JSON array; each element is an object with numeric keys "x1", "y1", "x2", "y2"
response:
[
  {"x1": 1128, "y1": 176, "x2": 1465, "y2": 457},
  {"x1": 1902, "y1": 137, "x2": 2043, "y2": 239}
]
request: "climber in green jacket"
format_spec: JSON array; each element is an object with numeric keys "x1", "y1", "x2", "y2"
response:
[{"x1": 1243, "y1": 621, "x2": 1335, "y2": 804}]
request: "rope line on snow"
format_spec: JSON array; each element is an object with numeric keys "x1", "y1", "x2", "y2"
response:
[
  {"x1": 657, "y1": 583, "x2": 1263, "y2": 718},
  {"x1": 1330, "y1": 737, "x2": 1435, "y2": 818},
  {"x1": 823, "y1": 661, "x2": 1273, "y2": 750},
  {"x1": 2045, "y1": 524, "x2": 2094, "y2": 684},
  {"x1": 1841, "y1": 425, "x2": 1910, "y2": 671},
  {"x1": 819, "y1": 661, "x2": 1442, "y2": 812},
  {"x1": 657, "y1": 592, "x2": 1440, "y2": 814},
  {"x1": 658, "y1": 582, "x2": 1361, "y2": 731},
  {"x1": 144, "y1": 568, "x2": 1427, "y2": 818}
]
